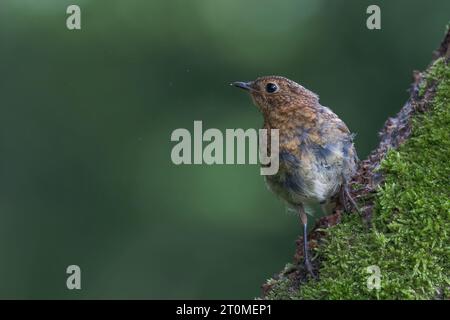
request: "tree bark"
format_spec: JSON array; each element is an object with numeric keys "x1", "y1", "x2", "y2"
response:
[{"x1": 262, "y1": 27, "x2": 450, "y2": 299}]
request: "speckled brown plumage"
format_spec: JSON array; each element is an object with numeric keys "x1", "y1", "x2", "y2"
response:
[{"x1": 232, "y1": 75, "x2": 358, "y2": 276}]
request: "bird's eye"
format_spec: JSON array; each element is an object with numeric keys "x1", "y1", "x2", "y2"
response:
[{"x1": 265, "y1": 83, "x2": 278, "y2": 93}]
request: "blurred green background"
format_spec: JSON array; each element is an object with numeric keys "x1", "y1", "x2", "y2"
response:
[{"x1": 0, "y1": 0, "x2": 448, "y2": 299}]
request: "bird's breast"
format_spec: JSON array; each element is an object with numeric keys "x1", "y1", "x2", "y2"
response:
[{"x1": 265, "y1": 127, "x2": 355, "y2": 205}]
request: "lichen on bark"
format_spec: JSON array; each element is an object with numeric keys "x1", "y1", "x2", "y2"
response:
[{"x1": 262, "y1": 27, "x2": 450, "y2": 300}]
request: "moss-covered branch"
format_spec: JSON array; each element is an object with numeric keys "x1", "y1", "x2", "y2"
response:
[{"x1": 262, "y1": 26, "x2": 450, "y2": 300}]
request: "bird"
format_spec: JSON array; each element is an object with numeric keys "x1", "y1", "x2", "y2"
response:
[{"x1": 231, "y1": 76, "x2": 358, "y2": 277}]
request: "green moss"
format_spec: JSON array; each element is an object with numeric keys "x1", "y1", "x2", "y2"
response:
[{"x1": 265, "y1": 58, "x2": 450, "y2": 300}]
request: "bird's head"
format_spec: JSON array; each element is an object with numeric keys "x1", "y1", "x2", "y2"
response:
[{"x1": 231, "y1": 76, "x2": 319, "y2": 116}]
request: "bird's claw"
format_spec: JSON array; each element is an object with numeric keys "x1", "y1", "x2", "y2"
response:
[
  {"x1": 341, "y1": 185, "x2": 360, "y2": 214},
  {"x1": 304, "y1": 258, "x2": 317, "y2": 279}
]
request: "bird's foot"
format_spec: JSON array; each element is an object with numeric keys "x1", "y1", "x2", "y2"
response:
[
  {"x1": 303, "y1": 257, "x2": 317, "y2": 280},
  {"x1": 341, "y1": 185, "x2": 361, "y2": 214}
]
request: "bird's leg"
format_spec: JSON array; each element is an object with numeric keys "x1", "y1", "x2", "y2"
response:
[
  {"x1": 341, "y1": 183, "x2": 360, "y2": 214},
  {"x1": 299, "y1": 206, "x2": 316, "y2": 278}
]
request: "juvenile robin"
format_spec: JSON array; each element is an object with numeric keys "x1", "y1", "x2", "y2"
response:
[{"x1": 232, "y1": 76, "x2": 358, "y2": 277}]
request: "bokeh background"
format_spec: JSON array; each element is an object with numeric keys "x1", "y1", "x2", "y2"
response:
[{"x1": 0, "y1": 0, "x2": 448, "y2": 299}]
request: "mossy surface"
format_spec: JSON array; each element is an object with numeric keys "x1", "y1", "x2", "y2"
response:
[{"x1": 265, "y1": 58, "x2": 450, "y2": 300}]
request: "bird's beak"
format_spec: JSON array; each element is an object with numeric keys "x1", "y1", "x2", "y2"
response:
[{"x1": 231, "y1": 81, "x2": 253, "y2": 91}]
